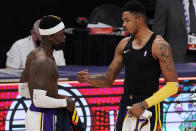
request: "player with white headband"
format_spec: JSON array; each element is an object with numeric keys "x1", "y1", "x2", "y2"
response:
[{"x1": 19, "y1": 15, "x2": 84, "y2": 131}]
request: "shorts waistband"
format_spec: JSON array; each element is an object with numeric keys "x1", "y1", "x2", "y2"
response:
[
  {"x1": 29, "y1": 104, "x2": 57, "y2": 114},
  {"x1": 124, "y1": 94, "x2": 152, "y2": 100}
]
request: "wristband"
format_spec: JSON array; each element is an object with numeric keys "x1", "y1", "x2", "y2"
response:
[{"x1": 139, "y1": 102, "x2": 146, "y2": 110}]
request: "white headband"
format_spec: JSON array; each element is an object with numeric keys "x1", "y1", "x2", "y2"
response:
[{"x1": 39, "y1": 22, "x2": 65, "y2": 35}]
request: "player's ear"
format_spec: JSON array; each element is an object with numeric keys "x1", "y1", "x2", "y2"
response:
[
  {"x1": 30, "y1": 29, "x2": 35, "y2": 36},
  {"x1": 137, "y1": 16, "x2": 143, "y2": 25}
]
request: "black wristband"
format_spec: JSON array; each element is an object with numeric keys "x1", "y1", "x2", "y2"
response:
[{"x1": 139, "y1": 102, "x2": 146, "y2": 110}]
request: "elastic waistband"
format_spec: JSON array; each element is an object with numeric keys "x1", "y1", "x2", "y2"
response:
[
  {"x1": 123, "y1": 93, "x2": 152, "y2": 100},
  {"x1": 123, "y1": 93, "x2": 153, "y2": 96},
  {"x1": 30, "y1": 104, "x2": 57, "y2": 114}
]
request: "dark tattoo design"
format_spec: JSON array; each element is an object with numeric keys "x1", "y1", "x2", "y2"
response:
[
  {"x1": 108, "y1": 57, "x2": 123, "y2": 77},
  {"x1": 89, "y1": 74, "x2": 106, "y2": 80},
  {"x1": 159, "y1": 43, "x2": 174, "y2": 72},
  {"x1": 114, "y1": 60, "x2": 124, "y2": 76}
]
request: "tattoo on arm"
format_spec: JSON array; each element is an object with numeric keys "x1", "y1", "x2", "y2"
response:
[
  {"x1": 107, "y1": 57, "x2": 124, "y2": 80},
  {"x1": 88, "y1": 57, "x2": 123, "y2": 86},
  {"x1": 89, "y1": 74, "x2": 106, "y2": 80},
  {"x1": 87, "y1": 40, "x2": 125, "y2": 86},
  {"x1": 89, "y1": 60, "x2": 123, "y2": 81},
  {"x1": 159, "y1": 43, "x2": 174, "y2": 72},
  {"x1": 113, "y1": 60, "x2": 124, "y2": 76}
]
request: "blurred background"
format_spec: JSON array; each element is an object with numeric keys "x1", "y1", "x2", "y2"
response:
[
  {"x1": 0, "y1": 0, "x2": 156, "y2": 68},
  {"x1": 1, "y1": 1, "x2": 196, "y2": 130}
]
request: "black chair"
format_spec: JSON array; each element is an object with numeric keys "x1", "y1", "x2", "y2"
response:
[{"x1": 88, "y1": 4, "x2": 122, "y2": 28}]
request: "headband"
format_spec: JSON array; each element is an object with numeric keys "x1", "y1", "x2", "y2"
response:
[{"x1": 39, "y1": 22, "x2": 65, "y2": 35}]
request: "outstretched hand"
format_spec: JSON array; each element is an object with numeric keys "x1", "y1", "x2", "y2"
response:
[{"x1": 77, "y1": 69, "x2": 89, "y2": 83}]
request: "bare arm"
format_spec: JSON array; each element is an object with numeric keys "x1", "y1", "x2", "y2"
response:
[
  {"x1": 77, "y1": 38, "x2": 129, "y2": 87},
  {"x1": 88, "y1": 51, "x2": 124, "y2": 87},
  {"x1": 20, "y1": 69, "x2": 28, "y2": 83},
  {"x1": 20, "y1": 53, "x2": 35, "y2": 83},
  {"x1": 153, "y1": 36, "x2": 178, "y2": 82}
]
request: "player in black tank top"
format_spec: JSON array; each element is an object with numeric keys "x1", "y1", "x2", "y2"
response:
[
  {"x1": 116, "y1": 33, "x2": 162, "y2": 131},
  {"x1": 77, "y1": 1, "x2": 178, "y2": 131},
  {"x1": 123, "y1": 33, "x2": 161, "y2": 95}
]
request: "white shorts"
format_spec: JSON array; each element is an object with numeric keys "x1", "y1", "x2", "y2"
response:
[
  {"x1": 122, "y1": 108, "x2": 152, "y2": 131},
  {"x1": 25, "y1": 109, "x2": 57, "y2": 131},
  {"x1": 122, "y1": 115, "x2": 150, "y2": 131}
]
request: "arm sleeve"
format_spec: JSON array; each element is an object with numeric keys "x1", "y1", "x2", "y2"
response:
[
  {"x1": 33, "y1": 89, "x2": 67, "y2": 108},
  {"x1": 145, "y1": 82, "x2": 178, "y2": 108}
]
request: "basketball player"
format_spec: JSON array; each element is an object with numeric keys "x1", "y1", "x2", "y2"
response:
[
  {"x1": 77, "y1": 1, "x2": 178, "y2": 131},
  {"x1": 20, "y1": 15, "x2": 83, "y2": 131}
]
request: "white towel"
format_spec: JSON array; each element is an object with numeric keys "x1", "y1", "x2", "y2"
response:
[{"x1": 122, "y1": 106, "x2": 152, "y2": 131}]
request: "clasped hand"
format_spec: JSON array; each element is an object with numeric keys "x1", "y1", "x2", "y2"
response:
[{"x1": 127, "y1": 103, "x2": 145, "y2": 118}]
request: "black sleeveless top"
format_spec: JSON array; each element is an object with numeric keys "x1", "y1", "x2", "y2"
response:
[{"x1": 122, "y1": 33, "x2": 161, "y2": 95}]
